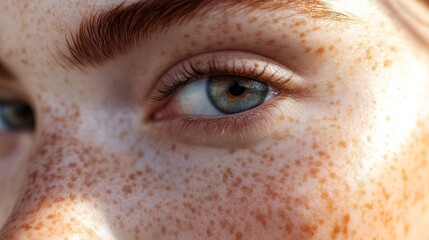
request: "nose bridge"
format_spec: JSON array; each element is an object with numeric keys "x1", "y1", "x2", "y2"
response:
[{"x1": 0, "y1": 130, "x2": 115, "y2": 239}]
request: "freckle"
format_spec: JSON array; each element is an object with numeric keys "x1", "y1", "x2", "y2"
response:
[
  {"x1": 326, "y1": 81, "x2": 335, "y2": 94},
  {"x1": 315, "y1": 47, "x2": 325, "y2": 55},
  {"x1": 331, "y1": 225, "x2": 341, "y2": 239},
  {"x1": 21, "y1": 59, "x2": 29, "y2": 65},
  {"x1": 236, "y1": 24, "x2": 242, "y2": 31},
  {"x1": 229, "y1": 37, "x2": 236, "y2": 42},
  {"x1": 293, "y1": 20, "x2": 307, "y2": 27},
  {"x1": 311, "y1": 26, "x2": 321, "y2": 31},
  {"x1": 184, "y1": 153, "x2": 190, "y2": 161},
  {"x1": 365, "y1": 48, "x2": 373, "y2": 60},
  {"x1": 329, "y1": 172, "x2": 338, "y2": 179},
  {"x1": 68, "y1": 162, "x2": 77, "y2": 168},
  {"x1": 366, "y1": 135, "x2": 372, "y2": 143},
  {"x1": 206, "y1": 227, "x2": 212, "y2": 237},
  {"x1": 266, "y1": 39, "x2": 275, "y2": 45},
  {"x1": 191, "y1": 41, "x2": 197, "y2": 46},
  {"x1": 342, "y1": 214, "x2": 351, "y2": 224},
  {"x1": 254, "y1": 211, "x2": 267, "y2": 228},
  {"x1": 383, "y1": 60, "x2": 392, "y2": 68},
  {"x1": 338, "y1": 140, "x2": 348, "y2": 148},
  {"x1": 161, "y1": 225, "x2": 166, "y2": 234},
  {"x1": 310, "y1": 168, "x2": 319, "y2": 178},
  {"x1": 249, "y1": 16, "x2": 258, "y2": 23},
  {"x1": 183, "y1": 33, "x2": 190, "y2": 38},
  {"x1": 311, "y1": 142, "x2": 319, "y2": 149},
  {"x1": 272, "y1": 17, "x2": 280, "y2": 24},
  {"x1": 317, "y1": 151, "x2": 326, "y2": 157},
  {"x1": 171, "y1": 144, "x2": 176, "y2": 151},
  {"x1": 122, "y1": 185, "x2": 133, "y2": 194}
]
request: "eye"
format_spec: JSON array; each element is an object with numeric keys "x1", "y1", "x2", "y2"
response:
[
  {"x1": 147, "y1": 51, "x2": 307, "y2": 145},
  {"x1": 0, "y1": 102, "x2": 35, "y2": 132}
]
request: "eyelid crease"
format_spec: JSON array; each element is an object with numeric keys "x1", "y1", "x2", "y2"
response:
[{"x1": 148, "y1": 52, "x2": 306, "y2": 103}]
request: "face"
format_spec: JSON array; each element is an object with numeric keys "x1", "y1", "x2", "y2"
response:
[{"x1": 1, "y1": 0, "x2": 429, "y2": 239}]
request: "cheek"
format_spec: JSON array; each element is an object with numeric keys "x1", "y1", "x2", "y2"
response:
[{"x1": 2, "y1": 114, "x2": 428, "y2": 240}]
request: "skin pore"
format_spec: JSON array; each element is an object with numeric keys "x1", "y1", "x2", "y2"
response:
[{"x1": 0, "y1": 0, "x2": 429, "y2": 239}]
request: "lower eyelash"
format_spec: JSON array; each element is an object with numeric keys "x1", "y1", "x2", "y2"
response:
[{"x1": 147, "y1": 97, "x2": 291, "y2": 146}]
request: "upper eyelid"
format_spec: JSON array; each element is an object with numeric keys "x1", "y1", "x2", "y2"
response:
[
  {"x1": 148, "y1": 51, "x2": 307, "y2": 103},
  {"x1": 0, "y1": 82, "x2": 33, "y2": 104}
]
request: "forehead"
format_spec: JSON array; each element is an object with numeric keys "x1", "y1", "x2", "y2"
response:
[{"x1": 0, "y1": 0, "x2": 375, "y2": 42}]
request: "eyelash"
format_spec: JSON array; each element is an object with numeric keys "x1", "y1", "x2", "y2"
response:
[{"x1": 149, "y1": 56, "x2": 301, "y2": 102}]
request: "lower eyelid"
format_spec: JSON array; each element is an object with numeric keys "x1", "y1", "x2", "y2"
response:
[{"x1": 146, "y1": 96, "x2": 294, "y2": 147}]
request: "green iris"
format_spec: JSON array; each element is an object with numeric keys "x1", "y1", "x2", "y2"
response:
[
  {"x1": 207, "y1": 76, "x2": 269, "y2": 114},
  {"x1": 0, "y1": 102, "x2": 35, "y2": 131}
]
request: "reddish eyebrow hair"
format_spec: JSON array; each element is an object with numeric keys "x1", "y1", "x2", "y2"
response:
[{"x1": 60, "y1": 0, "x2": 351, "y2": 68}]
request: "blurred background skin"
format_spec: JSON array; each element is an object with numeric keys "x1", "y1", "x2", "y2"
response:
[{"x1": 0, "y1": 0, "x2": 429, "y2": 239}]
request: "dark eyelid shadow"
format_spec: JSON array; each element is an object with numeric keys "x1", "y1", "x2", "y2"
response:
[
  {"x1": 0, "y1": 60, "x2": 15, "y2": 80},
  {"x1": 57, "y1": 0, "x2": 354, "y2": 70}
]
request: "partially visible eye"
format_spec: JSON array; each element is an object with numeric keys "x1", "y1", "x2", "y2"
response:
[{"x1": 0, "y1": 102, "x2": 35, "y2": 132}]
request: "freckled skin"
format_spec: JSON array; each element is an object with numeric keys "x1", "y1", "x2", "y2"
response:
[{"x1": 0, "y1": 0, "x2": 429, "y2": 239}]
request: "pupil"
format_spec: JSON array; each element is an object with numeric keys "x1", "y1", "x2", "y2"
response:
[{"x1": 228, "y1": 82, "x2": 246, "y2": 96}]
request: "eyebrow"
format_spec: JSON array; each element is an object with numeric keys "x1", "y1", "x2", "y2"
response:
[{"x1": 60, "y1": 0, "x2": 351, "y2": 68}]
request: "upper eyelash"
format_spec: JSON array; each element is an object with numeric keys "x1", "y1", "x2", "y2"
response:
[{"x1": 149, "y1": 56, "x2": 293, "y2": 102}]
